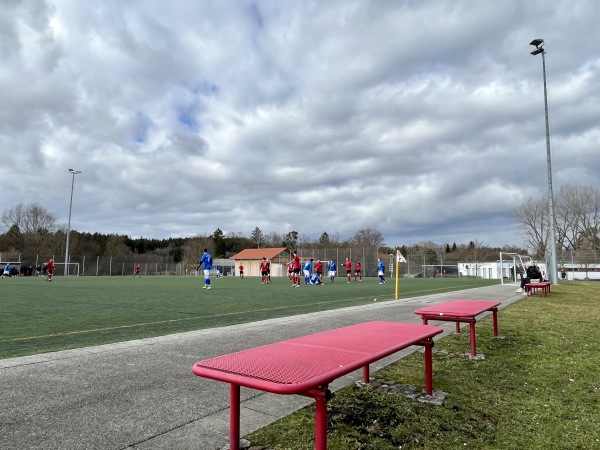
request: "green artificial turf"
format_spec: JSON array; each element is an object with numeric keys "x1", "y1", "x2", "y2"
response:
[{"x1": 0, "y1": 275, "x2": 495, "y2": 359}]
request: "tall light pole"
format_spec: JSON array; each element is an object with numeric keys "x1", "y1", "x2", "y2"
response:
[
  {"x1": 64, "y1": 169, "x2": 82, "y2": 276},
  {"x1": 530, "y1": 39, "x2": 559, "y2": 285}
]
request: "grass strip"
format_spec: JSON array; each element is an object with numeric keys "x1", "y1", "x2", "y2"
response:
[{"x1": 246, "y1": 283, "x2": 600, "y2": 449}]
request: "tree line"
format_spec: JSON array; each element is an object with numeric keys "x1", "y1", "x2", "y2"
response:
[{"x1": 2, "y1": 202, "x2": 529, "y2": 267}]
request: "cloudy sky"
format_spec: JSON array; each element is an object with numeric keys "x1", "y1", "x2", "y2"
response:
[{"x1": 2, "y1": 0, "x2": 599, "y2": 249}]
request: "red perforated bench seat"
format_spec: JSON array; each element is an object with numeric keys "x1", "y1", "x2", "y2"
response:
[
  {"x1": 192, "y1": 321, "x2": 443, "y2": 450},
  {"x1": 525, "y1": 281, "x2": 551, "y2": 296},
  {"x1": 414, "y1": 299, "x2": 501, "y2": 357}
]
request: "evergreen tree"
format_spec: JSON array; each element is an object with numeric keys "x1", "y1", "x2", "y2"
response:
[
  {"x1": 213, "y1": 228, "x2": 226, "y2": 257},
  {"x1": 250, "y1": 227, "x2": 263, "y2": 248},
  {"x1": 284, "y1": 231, "x2": 298, "y2": 250}
]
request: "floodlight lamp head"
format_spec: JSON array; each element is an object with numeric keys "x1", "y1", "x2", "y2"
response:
[
  {"x1": 529, "y1": 38, "x2": 545, "y2": 55},
  {"x1": 529, "y1": 38, "x2": 544, "y2": 48}
]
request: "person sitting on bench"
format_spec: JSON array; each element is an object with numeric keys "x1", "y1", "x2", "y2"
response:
[{"x1": 516, "y1": 262, "x2": 543, "y2": 293}]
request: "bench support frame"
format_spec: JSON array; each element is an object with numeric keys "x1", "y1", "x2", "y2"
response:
[
  {"x1": 419, "y1": 308, "x2": 498, "y2": 357},
  {"x1": 226, "y1": 337, "x2": 436, "y2": 450}
]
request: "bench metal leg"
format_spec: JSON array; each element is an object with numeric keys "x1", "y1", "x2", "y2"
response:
[
  {"x1": 492, "y1": 308, "x2": 499, "y2": 336},
  {"x1": 230, "y1": 384, "x2": 240, "y2": 450},
  {"x1": 305, "y1": 387, "x2": 331, "y2": 450},
  {"x1": 422, "y1": 338, "x2": 434, "y2": 395},
  {"x1": 363, "y1": 365, "x2": 370, "y2": 382},
  {"x1": 469, "y1": 319, "x2": 477, "y2": 357},
  {"x1": 315, "y1": 392, "x2": 327, "y2": 450}
]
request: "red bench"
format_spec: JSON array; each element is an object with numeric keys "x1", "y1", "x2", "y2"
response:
[
  {"x1": 414, "y1": 299, "x2": 501, "y2": 357},
  {"x1": 525, "y1": 281, "x2": 551, "y2": 296},
  {"x1": 192, "y1": 321, "x2": 443, "y2": 450}
]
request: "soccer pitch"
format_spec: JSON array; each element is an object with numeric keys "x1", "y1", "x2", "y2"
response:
[{"x1": 0, "y1": 275, "x2": 497, "y2": 359}]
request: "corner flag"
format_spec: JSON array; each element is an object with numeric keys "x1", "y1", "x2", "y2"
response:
[
  {"x1": 394, "y1": 249, "x2": 407, "y2": 300},
  {"x1": 396, "y1": 250, "x2": 407, "y2": 263}
]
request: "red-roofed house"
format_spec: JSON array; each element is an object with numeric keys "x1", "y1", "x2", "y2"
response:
[{"x1": 230, "y1": 247, "x2": 290, "y2": 277}]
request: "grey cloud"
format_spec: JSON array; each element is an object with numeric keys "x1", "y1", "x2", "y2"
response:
[{"x1": 1, "y1": 0, "x2": 599, "y2": 249}]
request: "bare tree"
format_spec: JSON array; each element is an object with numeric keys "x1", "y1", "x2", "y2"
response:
[
  {"x1": 515, "y1": 185, "x2": 600, "y2": 256},
  {"x1": 328, "y1": 231, "x2": 341, "y2": 246},
  {"x1": 555, "y1": 186, "x2": 581, "y2": 250},
  {"x1": 351, "y1": 228, "x2": 385, "y2": 247},
  {"x1": 464, "y1": 239, "x2": 486, "y2": 276},
  {"x1": 1, "y1": 203, "x2": 58, "y2": 250},
  {"x1": 183, "y1": 235, "x2": 213, "y2": 268},
  {"x1": 263, "y1": 231, "x2": 283, "y2": 248},
  {"x1": 567, "y1": 185, "x2": 600, "y2": 250},
  {"x1": 297, "y1": 233, "x2": 313, "y2": 248},
  {"x1": 225, "y1": 231, "x2": 246, "y2": 239},
  {"x1": 513, "y1": 196, "x2": 548, "y2": 257}
]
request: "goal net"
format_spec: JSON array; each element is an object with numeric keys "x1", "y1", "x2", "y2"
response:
[
  {"x1": 54, "y1": 262, "x2": 80, "y2": 276},
  {"x1": 499, "y1": 252, "x2": 532, "y2": 285}
]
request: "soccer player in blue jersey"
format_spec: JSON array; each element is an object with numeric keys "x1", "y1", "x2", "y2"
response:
[
  {"x1": 328, "y1": 259, "x2": 336, "y2": 283},
  {"x1": 309, "y1": 273, "x2": 323, "y2": 285},
  {"x1": 198, "y1": 249, "x2": 213, "y2": 289},
  {"x1": 303, "y1": 259, "x2": 313, "y2": 284},
  {"x1": 377, "y1": 258, "x2": 386, "y2": 284}
]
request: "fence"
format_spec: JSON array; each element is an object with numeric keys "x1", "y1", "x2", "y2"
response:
[
  {"x1": 0, "y1": 249, "x2": 472, "y2": 278},
  {"x1": 3, "y1": 248, "x2": 598, "y2": 279},
  {"x1": 555, "y1": 249, "x2": 600, "y2": 281},
  {"x1": 0, "y1": 253, "x2": 180, "y2": 276},
  {"x1": 1, "y1": 249, "x2": 397, "y2": 277},
  {"x1": 287, "y1": 247, "x2": 458, "y2": 278}
]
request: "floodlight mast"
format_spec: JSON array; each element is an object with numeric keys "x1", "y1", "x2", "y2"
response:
[
  {"x1": 64, "y1": 169, "x2": 82, "y2": 276},
  {"x1": 529, "y1": 39, "x2": 559, "y2": 285}
]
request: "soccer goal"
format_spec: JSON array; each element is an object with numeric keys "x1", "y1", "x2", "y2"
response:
[
  {"x1": 54, "y1": 262, "x2": 80, "y2": 276},
  {"x1": 420, "y1": 264, "x2": 460, "y2": 278},
  {"x1": 499, "y1": 252, "x2": 532, "y2": 285}
]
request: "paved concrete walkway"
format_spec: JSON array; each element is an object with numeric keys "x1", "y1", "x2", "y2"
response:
[{"x1": 0, "y1": 284, "x2": 523, "y2": 450}]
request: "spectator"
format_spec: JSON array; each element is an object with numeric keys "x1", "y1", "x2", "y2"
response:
[{"x1": 516, "y1": 262, "x2": 543, "y2": 293}]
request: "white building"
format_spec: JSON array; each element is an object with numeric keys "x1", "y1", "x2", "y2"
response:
[{"x1": 457, "y1": 260, "x2": 547, "y2": 282}]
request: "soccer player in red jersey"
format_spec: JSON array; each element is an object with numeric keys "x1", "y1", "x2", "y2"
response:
[
  {"x1": 354, "y1": 260, "x2": 362, "y2": 281},
  {"x1": 292, "y1": 251, "x2": 301, "y2": 287},
  {"x1": 45, "y1": 259, "x2": 54, "y2": 282},
  {"x1": 315, "y1": 260, "x2": 323, "y2": 283},
  {"x1": 345, "y1": 258, "x2": 352, "y2": 283},
  {"x1": 260, "y1": 257, "x2": 270, "y2": 284}
]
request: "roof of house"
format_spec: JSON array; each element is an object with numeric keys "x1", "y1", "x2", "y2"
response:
[{"x1": 230, "y1": 247, "x2": 290, "y2": 260}]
